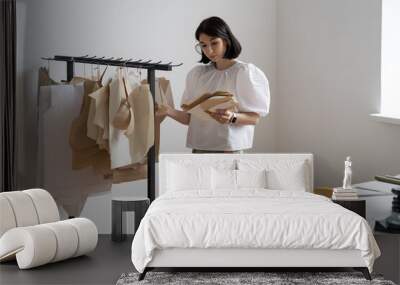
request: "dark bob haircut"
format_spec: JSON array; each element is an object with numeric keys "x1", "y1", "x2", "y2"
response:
[{"x1": 195, "y1": 16, "x2": 242, "y2": 64}]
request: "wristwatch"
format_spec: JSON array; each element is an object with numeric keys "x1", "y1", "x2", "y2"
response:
[{"x1": 230, "y1": 112, "x2": 237, "y2": 124}]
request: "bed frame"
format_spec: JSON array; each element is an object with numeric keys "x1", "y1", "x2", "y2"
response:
[
  {"x1": 138, "y1": 153, "x2": 371, "y2": 281},
  {"x1": 139, "y1": 248, "x2": 371, "y2": 280}
]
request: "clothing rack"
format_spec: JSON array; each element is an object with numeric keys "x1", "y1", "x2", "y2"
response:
[{"x1": 42, "y1": 54, "x2": 183, "y2": 202}]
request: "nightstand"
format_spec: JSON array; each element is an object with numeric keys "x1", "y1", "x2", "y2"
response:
[{"x1": 332, "y1": 199, "x2": 366, "y2": 218}]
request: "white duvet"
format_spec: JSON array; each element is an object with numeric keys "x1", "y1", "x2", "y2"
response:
[{"x1": 131, "y1": 190, "x2": 380, "y2": 273}]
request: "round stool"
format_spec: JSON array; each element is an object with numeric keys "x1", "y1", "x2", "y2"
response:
[{"x1": 111, "y1": 197, "x2": 150, "y2": 242}]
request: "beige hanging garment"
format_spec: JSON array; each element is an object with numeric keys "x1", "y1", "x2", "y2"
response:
[
  {"x1": 87, "y1": 100, "x2": 98, "y2": 141},
  {"x1": 141, "y1": 77, "x2": 174, "y2": 162},
  {"x1": 92, "y1": 150, "x2": 112, "y2": 178},
  {"x1": 142, "y1": 77, "x2": 174, "y2": 121},
  {"x1": 84, "y1": 70, "x2": 113, "y2": 176},
  {"x1": 86, "y1": 67, "x2": 108, "y2": 142},
  {"x1": 89, "y1": 82, "x2": 110, "y2": 151},
  {"x1": 69, "y1": 77, "x2": 110, "y2": 171},
  {"x1": 69, "y1": 77, "x2": 101, "y2": 150},
  {"x1": 159, "y1": 77, "x2": 175, "y2": 109},
  {"x1": 126, "y1": 83, "x2": 155, "y2": 164}
]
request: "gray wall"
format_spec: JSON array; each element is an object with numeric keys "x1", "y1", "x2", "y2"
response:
[
  {"x1": 16, "y1": 0, "x2": 277, "y2": 233},
  {"x1": 276, "y1": 0, "x2": 399, "y2": 188}
]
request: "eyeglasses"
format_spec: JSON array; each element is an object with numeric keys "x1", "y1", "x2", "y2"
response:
[
  {"x1": 194, "y1": 39, "x2": 223, "y2": 55},
  {"x1": 194, "y1": 43, "x2": 203, "y2": 55}
]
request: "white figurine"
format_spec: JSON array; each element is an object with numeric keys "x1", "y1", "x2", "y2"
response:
[{"x1": 342, "y1": 156, "x2": 352, "y2": 189}]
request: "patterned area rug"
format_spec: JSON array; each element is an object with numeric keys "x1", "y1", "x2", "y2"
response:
[{"x1": 116, "y1": 271, "x2": 396, "y2": 285}]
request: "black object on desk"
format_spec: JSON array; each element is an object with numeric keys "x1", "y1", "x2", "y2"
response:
[
  {"x1": 112, "y1": 197, "x2": 150, "y2": 242},
  {"x1": 332, "y1": 199, "x2": 366, "y2": 218}
]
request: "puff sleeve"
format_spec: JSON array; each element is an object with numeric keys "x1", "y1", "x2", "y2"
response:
[
  {"x1": 235, "y1": 64, "x2": 270, "y2": 117},
  {"x1": 180, "y1": 66, "x2": 201, "y2": 107}
]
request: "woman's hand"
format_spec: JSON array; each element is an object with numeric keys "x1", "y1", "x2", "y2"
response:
[
  {"x1": 208, "y1": 108, "x2": 233, "y2": 124},
  {"x1": 156, "y1": 103, "x2": 191, "y2": 125}
]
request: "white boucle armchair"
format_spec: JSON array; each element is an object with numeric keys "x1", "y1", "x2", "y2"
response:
[{"x1": 0, "y1": 189, "x2": 98, "y2": 269}]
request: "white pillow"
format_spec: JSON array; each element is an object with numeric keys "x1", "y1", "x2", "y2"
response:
[
  {"x1": 266, "y1": 164, "x2": 307, "y2": 191},
  {"x1": 212, "y1": 168, "x2": 268, "y2": 190},
  {"x1": 237, "y1": 159, "x2": 309, "y2": 191},
  {"x1": 236, "y1": 169, "x2": 268, "y2": 189},
  {"x1": 166, "y1": 162, "x2": 212, "y2": 191},
  {"x1": 212, "y1": 168, "x2": 237, "y2": 190}
]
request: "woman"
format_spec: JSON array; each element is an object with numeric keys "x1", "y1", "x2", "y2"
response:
[{"x1": 157, "y1": 16, "x2": 270, "y2": 153}]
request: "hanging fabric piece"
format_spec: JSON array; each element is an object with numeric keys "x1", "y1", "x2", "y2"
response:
[
  {"x1": 142, "y1": 77, "x2": 174, "y2": 122},
  {"x1": 69, "y1": 77, "x2": 110, "y2": 172},
  {"x1": 141, "y1": 77, "x2": 174, "y2": 162},
  {"x1": 126, "y1": 83, "x2": 154, "y2": 164},
  {"x1": 86, "y1": 66, "x2": 109, "y2": 142},
  {"x1": 86, "y1": 95, "x2": 98, "y2": 141},
  {"x1": 88, "y1": 82, "x2": 111, "y2": 151},
  {"x1": 158, "y1": 77, "x2": 175, "y2": 113},
  {"x1": 69, "y1": 77, "x2": 101, "y2": 153}
]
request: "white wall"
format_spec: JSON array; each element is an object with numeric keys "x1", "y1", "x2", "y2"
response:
[
  {"x1": 16, "y1": 0, "x2": 277, "y2": 233},
  {"x1": 276, "y1": 0, "x2": 400, "y2": 187}
]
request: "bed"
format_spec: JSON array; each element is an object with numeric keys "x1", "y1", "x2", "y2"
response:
[{"x1": 131, "y1": 153, "x2": 380, "y2": 280}]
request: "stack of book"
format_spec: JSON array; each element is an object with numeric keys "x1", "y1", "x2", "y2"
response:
[{"x1": 332, "y1": 187, "x2": 359, "y2": 200}]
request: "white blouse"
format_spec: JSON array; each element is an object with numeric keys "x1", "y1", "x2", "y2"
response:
[{"x1": 181, "y1": 60, "x2": 270, "y2": 151}]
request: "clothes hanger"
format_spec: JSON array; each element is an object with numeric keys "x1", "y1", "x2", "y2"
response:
[
  {"x1": 98, "y1": 65, "x2": 108, "y2": 85},
  {"x1": 122, "y1": 76, "x2": 130, "y2": 103}
]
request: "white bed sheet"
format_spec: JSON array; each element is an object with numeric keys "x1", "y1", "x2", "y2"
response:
[{"x1": 131, "y1": 189, "x2": 380, "y2": 273}]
